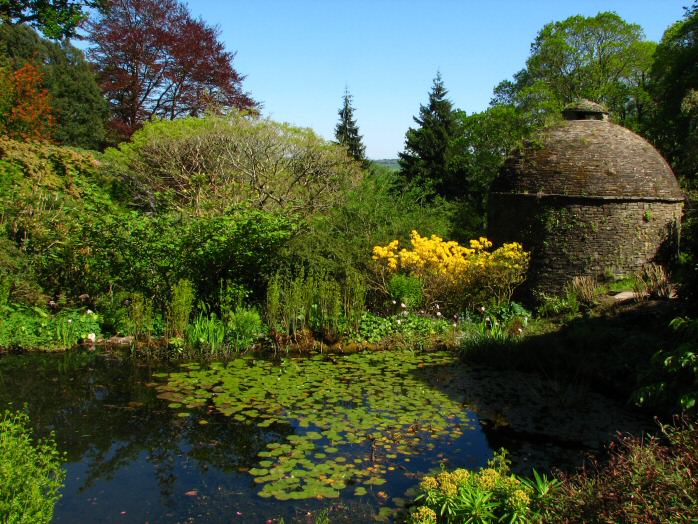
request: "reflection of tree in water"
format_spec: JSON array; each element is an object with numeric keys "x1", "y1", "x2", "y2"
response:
[{"x1": 0, "y1": 350, "x2": 293, "y2": 504}]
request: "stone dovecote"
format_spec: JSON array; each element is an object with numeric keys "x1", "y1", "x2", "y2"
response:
[{"x1": 487, "y1": 100, "x2": 684, "y2": 298}]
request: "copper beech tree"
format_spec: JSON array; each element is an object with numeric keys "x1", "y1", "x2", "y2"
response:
[{"x1": 88, "y1": 0, "x2": 255, "y2": 140}]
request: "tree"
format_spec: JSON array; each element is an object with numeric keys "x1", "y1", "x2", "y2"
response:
[
  {"x1": 104, "y1": 113, "x2": 363, "y2": 217},
  {"x1": 648, "y1": 3, "x2": 698, "y2": 183},
  {"x1": 0, "y1": 23, "x2": 107, "y2": 149},
  {"x1": 0, "y1": 61, "x2": 54, "y2": 140},
  {"x1": 88, "y1": 0, "x2": 256, "y2": 140},
  {"x1": 493, "y1": 12, "x2": 656, "y2": 130},
  {"x1": 398, "y1": 72, "x2": 462, "y2": 197},
  {"x1": 334, "y1": 88, "x2": 366, "y2": 165},
  {"x1": 0, "y1": 0, "x2": 106, "y2": 39}
]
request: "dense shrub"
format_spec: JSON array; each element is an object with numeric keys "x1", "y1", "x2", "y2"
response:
[
  {"x1": 279, "y1": 168, "x2": 455, "y2": 288},
  {"x1": 409, "y1": 451, "x2": 557, "y2": 524},
  {"x1": 635, "y1": 316, "x2": 698, "y2": 414},
  {"x1": 544, "y1": 422, "x2": 698, "y2": 523},
  {"x1": 372, "y1": 232, "x2": 529, "y2": 313},
  {"x1": 103, "y1": 113, "x2": 363, "y2": 216},
  {"x1": 0, "y1": 410, "x2": 65, "y2": 523},
  {"x1": 0, "y1": 306, "x2": 100, "y2": 351}
]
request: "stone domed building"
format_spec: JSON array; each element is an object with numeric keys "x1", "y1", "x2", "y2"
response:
[{"x1": 487, "y1": 100, "x2": 684, "y2": 298}]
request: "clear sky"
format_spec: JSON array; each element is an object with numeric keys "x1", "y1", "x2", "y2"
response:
[{"x1": 183, "y1": 0, "x2": 688, "y2": 159}]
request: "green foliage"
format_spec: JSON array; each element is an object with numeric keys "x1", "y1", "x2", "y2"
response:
[
  {"x1": 166, "y1": 279, "x2": 194, "y2": 340},
  {"x1": 265, "y1": 269, "x2": 363, "y2": 342},
  {"x1": 124, "y1": 293, "x2": 155, "y2": 340},
  {"x1": 0, "y1": 0, "x2": 105, "y2": 39},
  {"x1": 635, "y1": 316, "x2": 698, "y2": 413},
  {"x1": 410, "y1": 450, "x2": 556, "y2": 524},
  {"x1": 649, "y1": 5, "x2": 698, "y2": 183},
  {"x1": 356, "y1": 312, "x2": 452, "y2": 345},
  {"x1": 186, "y1": 309, "x2": 226, "y2": 355},
  {"x1": 0, "y1": 305, "x2": 100, "y2": 350},
  {"x1": 449, "y1": 105, "x2": 534, "y2": 237},
  {"x1": 0, "y1": 410, "x2": 65, "y2": 523},
  {"x1": 225, "y1": 307, "x2": 264, "y2": 353},
  {"x1": 281, "y1": 168, "x2": 454, "y2": 293},
  {"x1": 388, "y1": 274, "x2": 423, "y2": 309},
  {"x1": 493, "y1": 12, "x2": 655, "y2": 130},
  {"x1": 103, "y1": 113, "x2": 363, "y2": 216},
  {"x1": 335, "y1": 88, "x2": 366, "y2": 165},
  {"x1": 399, "y1": 72, "x2": 464, "y2": 198},
  {"x1": 153, "y1": 349, "x2": 472, "y2": 500},
  {"x1": 0, "y1": 24, "x2": 107, "y2": 149},
  {"x1": 544, "y1": 422, "x2": 698, "y2": 523}
]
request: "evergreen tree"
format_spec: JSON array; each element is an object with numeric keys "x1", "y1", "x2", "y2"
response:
[
  {"x1": 334, "y1": 89, "x2": 366, "y2": 164},
  {"x1": 398, "y1": 72, "x2": 461, "y2": 196},
  {"x1": 0, "y1": 24, "x2": 107, "y2": 149}
]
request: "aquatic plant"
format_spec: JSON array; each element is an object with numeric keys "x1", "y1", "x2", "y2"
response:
[
  {"x1": 166, "y1": 279, "x2": 195, "y2": 339},
  {"x1": 152, "y1": 350, "x2": 471, "y2": 501},
  {"x1": 0, "y1": 410, "x2": 65, "y2": 524}
]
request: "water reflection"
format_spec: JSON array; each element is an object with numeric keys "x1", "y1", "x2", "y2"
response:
[{"x1": 0, "y1": 348, "x2": 650, "y2": 523}]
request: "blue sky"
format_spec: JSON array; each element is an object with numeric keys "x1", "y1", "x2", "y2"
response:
[{"x1": 184, "y1": 1, "x2": 688, "y2": 159}]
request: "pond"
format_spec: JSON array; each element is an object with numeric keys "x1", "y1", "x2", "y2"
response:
[{"x1": 0, "y1": 348, "x2": 650, "y2": 523}]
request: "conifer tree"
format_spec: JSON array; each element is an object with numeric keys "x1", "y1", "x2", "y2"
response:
[
  {"x1": 335, "y1": 89, "x2": 366, "y2": 165},
  {"x1": 398, "y1": 72, "x2": 461, "y2": 196}
]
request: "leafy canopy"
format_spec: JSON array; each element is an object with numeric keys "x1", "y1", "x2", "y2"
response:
[
  {"x1": 492, "y1": 11, "x2": 656, "y2": 130},
  {"x1": 0, "y1": 0, "x2": 106, "y2": 39},
  {"x1": 88, "y1": 0, "x2": 256, "y2": 140}
]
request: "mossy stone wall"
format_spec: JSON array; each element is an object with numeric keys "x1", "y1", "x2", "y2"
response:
[{"x1": 488, "y1": 194, "x2": 683, "y2": 297}]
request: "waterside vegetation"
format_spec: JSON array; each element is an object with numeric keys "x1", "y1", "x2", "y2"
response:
[{"x1": 1, "y1": 2, "x2": 698, "y2": 523}]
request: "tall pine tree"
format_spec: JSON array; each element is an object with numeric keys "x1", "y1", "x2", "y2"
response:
[
  {"x1": 399, "y1": 72, "x2": 462, "y2": 196},
  {"x1": 335, "y1": 89, "x2": 366, "y2": 165}
]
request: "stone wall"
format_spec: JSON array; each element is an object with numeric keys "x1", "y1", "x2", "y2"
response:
[{"x1": 488, "y1": 193, "x2": 684, "y2": 297}]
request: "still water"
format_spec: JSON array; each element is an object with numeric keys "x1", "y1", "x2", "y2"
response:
[{"x1": 0, "y1": 348, "x2": 649, "y2": 523}]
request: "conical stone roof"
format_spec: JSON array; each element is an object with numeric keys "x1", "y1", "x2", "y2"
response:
[{"x1": 492, "y1": 119, "x2": 683, "y2": 201}]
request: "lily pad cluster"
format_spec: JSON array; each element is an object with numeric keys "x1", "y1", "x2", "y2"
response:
[{"x1": 152, "y1": 351, "x2": 471, "y2": 500}]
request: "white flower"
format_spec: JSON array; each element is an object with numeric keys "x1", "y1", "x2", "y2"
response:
[
  {"x1": 392, "y1": 300, "x2": 397, "y2": 305},
  {"x1": 86, "y1": 309, "x2": 94, "y2": 315},
  {"x1": 401, "y1": 303, "x2": 406, "y2": 309},
  {"x1": 452, "y1": 323, "x2": 457, "y2": 327},
  {"x1": 435, "y1": 304, "x2": 440, "y2": 310},
  {"x1": 479, "y1": 306, "x2": 486, "y2": 313},
  {"x1": 67, "y1": 319, "x2": 73, "y2": 324},
  {"x1": 87, "y1": 333, "x2": 96, "y2": 343},
  {"x1": 402, "y1": 310, "x2": 408, "y2": 317},
  {"x1": 397, "y1": 319, "x2": 401, "y2": 325},
  {"x1": 436, "y1": 311, "x2": 442, "y2": 317}
]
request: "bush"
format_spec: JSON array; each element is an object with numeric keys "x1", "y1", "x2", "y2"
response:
[
  {"x1": 544, "y1": 422, "x2": 698, "y2": 523},
  {"x1": 0, "y1": 410, "x2": 65, "y2": 524},
  {"x1": 103, "y1": 113, "x2": 363, "y2": 216},
  {"x1": 226, "y1": 307, "x2": 264, "y2": 353},
  {"x1": 634, "y1": 263, "x2": 675, "y2": 299},
  {"x1": 409, "y1": 450, "x2": 557, "y2": 524},
  {"x1": 372, "y1": 232, "x2": 529, "y2": 313},
  {"x1": 565, "y1": 275, "x2": 598, "y2": 309},
  {"x1": 0, "y1": 306, "x2": 100, "y2": 351},
  {"x1": 635, "y1": 316, "x2": 698, "y2": 414},
  {"x1": 388, "y1": 274, "x2": 423, "y2": 309}
]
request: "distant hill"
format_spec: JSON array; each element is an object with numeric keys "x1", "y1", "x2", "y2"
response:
[{"x1": 371, "y1": 159, "x2": 400, "y2": 172}]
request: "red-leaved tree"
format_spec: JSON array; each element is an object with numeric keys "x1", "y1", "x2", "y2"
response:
[{"x1": 87, "y1": 0, "x2": 256, "y2": 139}]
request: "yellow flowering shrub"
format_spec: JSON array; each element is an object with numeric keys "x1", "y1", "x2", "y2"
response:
[
  {"x1": 410, "y1": 450, "x2": 548, "y2": 524},
  {"x1": 372, "y1": 231, "x2": 529, "y2": 311}
]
